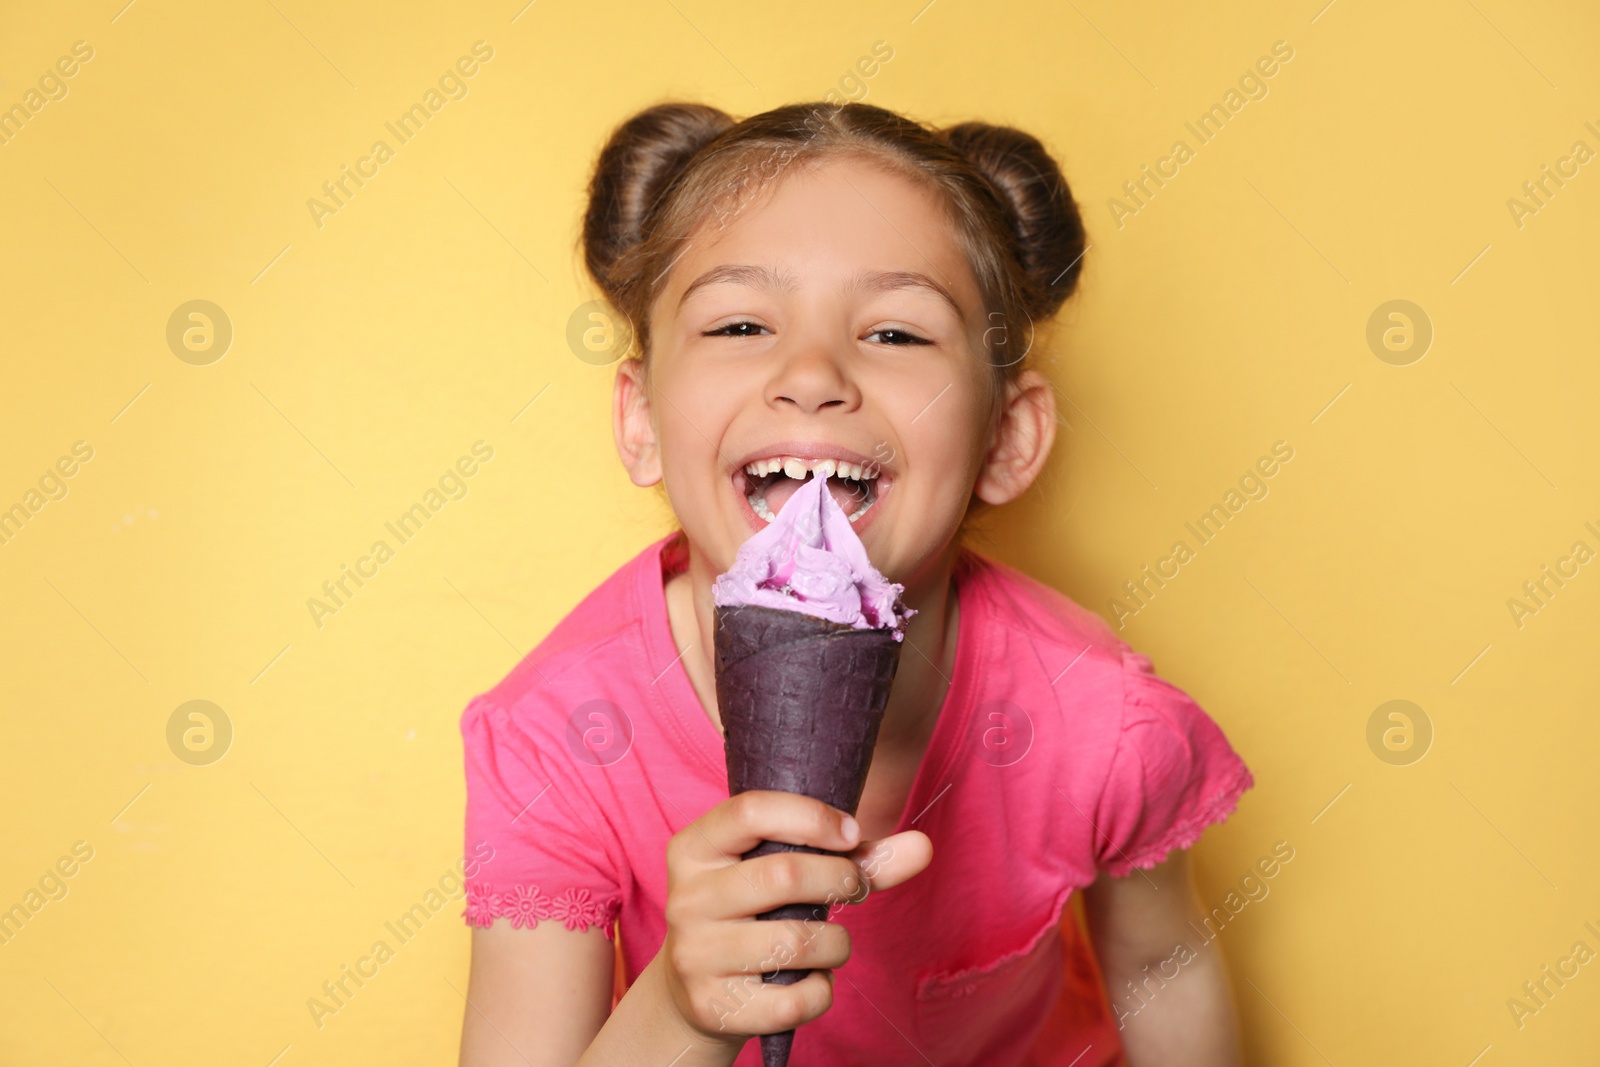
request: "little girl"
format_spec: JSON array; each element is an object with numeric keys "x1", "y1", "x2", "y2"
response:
[{"x1": 457, "y1": 100, "x2": 1253, "y2": 1067}]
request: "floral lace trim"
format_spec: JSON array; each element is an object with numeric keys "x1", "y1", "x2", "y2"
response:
[
  {"x1": 463, "y1": 882, "x2": 621, "y2": 940},
  {"x1": 1104, "y1": 760, "x2": 1256, "y2": 877}
]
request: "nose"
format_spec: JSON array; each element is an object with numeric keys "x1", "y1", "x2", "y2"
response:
[{"x1": 766, "y1": 343, "x2": 860, "y2": 415}]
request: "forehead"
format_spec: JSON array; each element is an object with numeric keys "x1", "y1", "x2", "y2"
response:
[{"x1": 660, "y1": 154, "x2": 984, "y2": 318}]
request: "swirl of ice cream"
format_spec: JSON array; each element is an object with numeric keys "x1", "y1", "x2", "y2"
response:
[{"x1": 712, "y1": 471, "x2": 915, "y2": 637}]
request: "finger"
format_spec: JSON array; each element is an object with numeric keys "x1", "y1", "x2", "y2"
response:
[
  {"x1": 711, "y1": 968, "x2": 836, "y2": 1038},
  {"x1": 692, "y1": 917, "x2": 853, "y2": 978},
  {"x1": 687, "y1": 791, "x2": 859, "y2": 871},
  {"x1": 845, "y1": 830, "x2": 933, "y2": 894},
  {"x1": 708, "y1": 850, "x2": 866, "y2": 920}
]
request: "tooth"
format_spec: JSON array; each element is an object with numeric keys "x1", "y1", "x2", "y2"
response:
[
  {"x1": 783, "y1": 457, "x2": 807, "y2": 479},
  {"x1": 844, "y1": 462, "x2": 862, "y2": 480},
  {"x1": 815, "y1": 459, "x2": 836, "y2": 477},
  {"x1": 745, "y1": 462, "x2": 759, "y2": 476}
]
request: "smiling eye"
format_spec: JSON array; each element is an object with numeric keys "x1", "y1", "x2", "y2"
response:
[
  {"x1": 865, "y1": 327, "x2": 932, "y2": 346},
  {"x1": 704, "y1": 320, "x2": 769, "y2": 338}
]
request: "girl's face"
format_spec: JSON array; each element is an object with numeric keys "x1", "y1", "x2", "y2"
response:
[{"x1": 614, "y1": 154, "x2": 1053, "y2": 587}]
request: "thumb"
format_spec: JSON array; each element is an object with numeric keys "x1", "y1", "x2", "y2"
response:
[{"x1": 847, "y1": 830, "x2": 933, "y2": 894}]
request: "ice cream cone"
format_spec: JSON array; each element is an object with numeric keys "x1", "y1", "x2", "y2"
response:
[{"x1": 713, "y1": 601, "x2": 904, "y2": 1067}]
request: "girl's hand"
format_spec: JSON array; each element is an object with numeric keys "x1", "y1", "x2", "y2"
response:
[{"x1": 659, "y1": 789, "x2": 933, "y2": 1046}]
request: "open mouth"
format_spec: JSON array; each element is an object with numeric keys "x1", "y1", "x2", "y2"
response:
[{"x1": 735, "y1": 455, "x2": 883, "y2": 525}]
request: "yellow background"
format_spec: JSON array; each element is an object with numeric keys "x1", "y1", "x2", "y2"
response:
[{"x1": 3, "y1": 0, "x2": 1598, "y2": 1063}]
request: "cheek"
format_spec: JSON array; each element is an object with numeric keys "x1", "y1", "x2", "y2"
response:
[
  {"x1": 885, "y1": 368, "x2": 990, "y2": 476},
  {"x1": 655, "y1": 389, "x2": 719, "y2": 465},
  {"x1": 651, "y1": 358, "x2": 750, "y2": 467}
]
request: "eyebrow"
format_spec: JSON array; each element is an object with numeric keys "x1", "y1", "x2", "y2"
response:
[
  {"x1": 676, "y1": 264, "x2": 964, "y2": 321},
  {"x1": 677, "y1": 264, "x2": 798, "y2": 309},
  {"x1": 849, "y1": 269, "x2": 964, "y2": 321}
]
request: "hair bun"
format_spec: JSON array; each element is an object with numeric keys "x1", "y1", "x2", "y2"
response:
[
  {"x1": 940, "y1": 121, "x2": 1086, "y2": 321},
  {"x1": 582, "y1": 103, "x2": 735, "y2": 307}
]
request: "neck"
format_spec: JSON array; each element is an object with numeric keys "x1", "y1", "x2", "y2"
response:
[{"x1": 666, "y1": 533, "x2": 963, "y2": 751}]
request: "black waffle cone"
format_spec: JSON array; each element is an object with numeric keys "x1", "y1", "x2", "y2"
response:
[{"x1": 712, "y1": 602, "x2": 904, "y2": 1067}]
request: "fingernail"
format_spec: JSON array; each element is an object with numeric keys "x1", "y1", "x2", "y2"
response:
[{"x1": 841, "y1": 815, "x2": 859, "y2": 843}]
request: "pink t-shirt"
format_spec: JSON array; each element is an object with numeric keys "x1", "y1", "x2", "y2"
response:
[{"x1": 460, "y1": 531, "x2": 1253, "y2": 1066}]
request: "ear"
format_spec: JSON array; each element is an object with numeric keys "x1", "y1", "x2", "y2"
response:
[
  {"x1": 612, "y1": 358, "x2": 663, "y2": 487},
  {"x1": 973, "y1": 368, "x2": 1056, "y2": 506}
]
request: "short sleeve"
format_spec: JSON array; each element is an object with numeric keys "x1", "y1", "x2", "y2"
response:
[
  {"x1": 460, "y1": 694, "x2": 623, "y2": 939},
  {"x1": 1091, "y1": 651, "x2": 1254, "y2": 877}
]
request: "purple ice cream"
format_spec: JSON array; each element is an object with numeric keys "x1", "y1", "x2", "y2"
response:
[
  {"x1": 710, "y1": 471, "x2": 914, "y2": 1067},
  {"x1": 712, "y1": 471, "x2": 915, "y2": 637}
]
